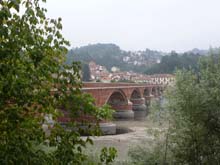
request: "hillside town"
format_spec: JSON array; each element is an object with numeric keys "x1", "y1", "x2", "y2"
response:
[{"x1": 88, "y1": 61, "x2": 175, "y2": 85}]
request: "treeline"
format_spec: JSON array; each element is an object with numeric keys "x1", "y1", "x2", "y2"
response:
[{"x1": 145, "y1": 51, "x2": 202, "y2": 74}]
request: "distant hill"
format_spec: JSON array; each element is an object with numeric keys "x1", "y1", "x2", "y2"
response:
[
  {"x1": 66, "y1": 43, "x2": 219, "y2": 74},
  {"x1": 66, "y1": 43, "x2": 163, "y2": 73}
]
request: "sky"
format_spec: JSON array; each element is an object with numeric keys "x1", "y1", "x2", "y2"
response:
[{"x1": 45, "y1": 0, "x2": 220, "y2": 52}]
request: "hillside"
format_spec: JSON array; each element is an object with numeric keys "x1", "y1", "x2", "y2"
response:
[
  {"x1": 66, "y1": 43, "x2": 219, "y2": 75},
  {"x1": 66, "y1": 43, "x2": 163, "y2": 73}
]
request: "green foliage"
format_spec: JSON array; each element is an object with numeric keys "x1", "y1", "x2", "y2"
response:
[
  {"x1": 100, "y1": 147, "x2": 117, "y2": 165},
  {"x1": 148, "y1": 98, "x2": 170, "y2": 124},
  {"x1": 95, "y1": 105, "x2": 115, "y2": 121},
  {"x1": 128, "y1": 142, "x2": 167, "y2": 165},
  {"x1": 164, "y1": 53, "x2": 220, "y2": 164},
  {"x1": 129, "y1": 52, "x2": 220, "y2": 164},
  {"x1": 82, "y1": 147, "x2": 117, "y2": 165},
  {"x1": 145, "y1": 51, "x2": 201, "y2": 74},
  {"x1": 0, "y1": 0, "x2": 116, "y2": 164},
  {"x1": 66, "y1": 44, "x2": 123, "y2": 71},
  {"x1": 128, "y1": 98, "x2": 173, "y2": 165},
  {"x1": 81, "y1": 62, "x2": 91, "y2": 82}
]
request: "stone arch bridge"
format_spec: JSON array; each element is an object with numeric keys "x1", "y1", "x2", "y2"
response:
[{"x1": 82, "y1": 83, "x2": 164, "y2": 120}]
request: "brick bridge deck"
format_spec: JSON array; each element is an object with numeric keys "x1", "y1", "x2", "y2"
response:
[{"x1": 82, "y1": 82, "x2": 164, "y2": 120}]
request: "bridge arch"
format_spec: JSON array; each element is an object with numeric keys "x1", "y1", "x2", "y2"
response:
[
  {"x1": 130, "y1": 88, "x2": 142, "y2": 100},
  {"x1": 106, "y1": 89, "x2": 134, "y2": 120},
  {"x1": 143, "y1": 88, "x2": 151, "y2": 97},
  {"x1": 106, "y1": 89, "x2": 128, "y2": 106},
  {"x1": 159, "y1": 86, "x2": 164, "y2": 95},
  {"x1": 151, "y1": 87, "x2": 157, "y2": 96},
  {"x1": 130, "y1": 88, "x2": 147, "y2": 120},
  {"x1": 157, "y1": 86, "x2": 161, "y2": 95}
]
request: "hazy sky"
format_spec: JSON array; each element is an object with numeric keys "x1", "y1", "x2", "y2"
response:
[{"x1": 45, "y1": 0, "x2": 220, "y2": 52}]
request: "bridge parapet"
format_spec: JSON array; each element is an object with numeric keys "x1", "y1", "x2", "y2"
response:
[{"x1": 83, "y1": 82, "x2": 150, "y2": 88}]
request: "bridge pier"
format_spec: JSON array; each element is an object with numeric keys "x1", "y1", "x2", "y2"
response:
[
  {"x1": 112, "y1": 101, "x2": 134, "y2": 120},
  {"x1": 99, "y1": 122, "x2": 116, "y2": 135},
  {"x1": 144, "y1": 95, "x2": 154, "y2": 106},
  {"x1": 154, "y1": 87, "x2": 162, "y2": 98},
  {"x1": 58, "y1": 111, "x2": 117, "y2": 135},
  {"x1": 130, "y1": 97, "x2": 147, "y2": 120},
  {"x1": 144, "y1": 95, "x2": 155, "y2": 115}
]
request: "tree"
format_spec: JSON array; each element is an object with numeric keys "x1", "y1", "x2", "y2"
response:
[
  {"x1": 128, "y1": 52, "x2": 220, "y2": 164},
  {"x1": 165, "y1": 52, "x2": 220, "y2": 164},
  {"x1": 0, "y1": 0, "x2": 116, "y2": 164},
  {"x1": 128, "y1": 98, "x2": 173, "y2": 165},
  {"x1": 82, "y1": 62, "x2": 91, "y2": 81},
  {"x1": 145, "y1": 52, "x2": 201, "y2": 75}
]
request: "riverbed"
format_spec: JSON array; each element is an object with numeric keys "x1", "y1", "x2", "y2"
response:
[{"x1": 85, "y1": 117, "x2": 166, "y2": 163}]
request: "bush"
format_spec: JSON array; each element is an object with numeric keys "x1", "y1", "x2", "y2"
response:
[{"x1": 0, "y1": 0, "x2": 117, "y2": 164}]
